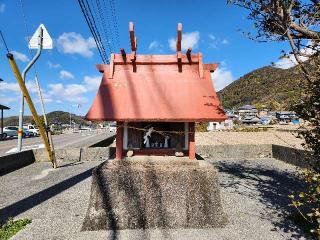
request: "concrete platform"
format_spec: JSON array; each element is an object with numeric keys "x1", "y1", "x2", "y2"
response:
[
  {"x1": 82, "y1": 157, "x2": 227, "y2": 230},
  {"x1": 0, "y1": 158, "x2": 308, "y2": 239}
]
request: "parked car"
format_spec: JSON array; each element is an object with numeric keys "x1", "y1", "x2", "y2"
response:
[
  {"x1": 2, "y1": 126, "x2": 17, "y2": 139},
  {"x1": 23, "y1": 124, "x2": 39, "y2": 136},
  {"x1": 3, "y1": 126, "x2": 31, "y2": 138},
  {"x1": 79, "y1": 125, "x2": 92, "y2": 131}
]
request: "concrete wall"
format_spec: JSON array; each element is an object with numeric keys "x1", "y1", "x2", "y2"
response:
[
  {"x1": 0, "y1": 150, "x2": 35, "y2": 176},
  {"x1": 33, "y1": 147, "x2": 116, "y2": 163},
  {"x1": 197, "y1": 144, "x2": 273, "y2": 159},
  {"x1": 1, "y1": 142, "x2": 316, "y2": 175},
  {"x1": 272, "y1": 145, "x2": 317, "y2": 168}
]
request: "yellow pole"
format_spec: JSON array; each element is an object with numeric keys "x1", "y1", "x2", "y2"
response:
[{"x1": 7, "y1": 53, "x2": 57, "y2": 168}]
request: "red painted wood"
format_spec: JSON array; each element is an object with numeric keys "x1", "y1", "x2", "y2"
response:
[
  {"x1": 188, "y1": 122, "x2": 195, "y2": 160},
  {"x1": 86, "y1": 63, "x2": 226, "y2": 122},
  {"x1": 116, "y1": 121, "x2": 123, "y2": 160}
]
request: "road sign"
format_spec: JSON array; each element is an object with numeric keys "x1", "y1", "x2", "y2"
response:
[{"x1": 29, "y1": 24, "x2": 53, "y2": 49}]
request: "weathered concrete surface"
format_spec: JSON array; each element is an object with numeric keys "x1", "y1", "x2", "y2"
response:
[
  {"x1": 272, "y1": 145, "x2": 317, "y2": 168},
  {"x1": 82, "y1": 157, "x2": 227, "y2": 230},
  {"x1": 0, "y1": 150, "x2": 35, "y2": 176},
  {"x1": 0, "y1": 134, "x2": 115, "y2": 175},
  {"x1": 5, "y1": 158, "x2": 306, "y2": 240},
  {"x1": 33, "y1": 147, "x2": 114, "y2": 163},
  {"x1": 197, "y1": 144, "x2": 272, "y2": 159}
]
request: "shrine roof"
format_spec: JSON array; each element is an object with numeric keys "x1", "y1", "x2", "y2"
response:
[
  {"x1": 85, "y1": 53, "x2": 226, "y2": 122},
  {"x1": 85, "y1": 22, "x2": 226, "y2": 122}
]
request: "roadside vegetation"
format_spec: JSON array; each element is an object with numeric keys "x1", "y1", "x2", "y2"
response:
[
  {"x1": 229, "y1": 0, "x2": 320, "y2": 238},
  {"x1": 0, "y1": 218, "x2": 31, "y2": 240}
]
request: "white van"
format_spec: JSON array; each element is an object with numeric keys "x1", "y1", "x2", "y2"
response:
[{"x1": 23, "y1": 125, "x2": 40, "y2": 136}]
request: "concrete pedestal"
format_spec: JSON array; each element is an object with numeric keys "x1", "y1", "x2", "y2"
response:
[{"x1": 82, "y1": 157, "x2": 227, "y2": 230}]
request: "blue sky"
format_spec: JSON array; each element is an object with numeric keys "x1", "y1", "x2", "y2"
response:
[{"x1": 0, "y1": 0, "x2": 292, "y2": 117}]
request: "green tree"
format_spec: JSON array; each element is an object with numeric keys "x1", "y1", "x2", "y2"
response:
[{"x1": 228, "y1": 0, "x2": 319, "y2": 237}]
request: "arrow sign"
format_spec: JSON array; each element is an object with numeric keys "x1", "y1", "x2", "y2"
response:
[{"x1": 29, "y1": 24, "x2": 53, "y2": 49}]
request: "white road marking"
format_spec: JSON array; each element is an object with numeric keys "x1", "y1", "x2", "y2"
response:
[{"x1": 6, "y1": 144, "x2": 45, "y2": 153}]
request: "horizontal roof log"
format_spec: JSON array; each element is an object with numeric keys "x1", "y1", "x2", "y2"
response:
[{"x1": 112, "y1": 54, "x2": 200, "y2": 64}]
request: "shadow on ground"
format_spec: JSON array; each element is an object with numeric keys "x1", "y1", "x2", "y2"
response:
[
  {"x1": 0, "y1": 166, "x2": 94, "y2": 224},
  {"x1": 211, "y1": 160, "x2": 307, "y2": 239}
]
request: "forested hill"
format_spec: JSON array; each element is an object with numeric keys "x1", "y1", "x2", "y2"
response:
[
  {"x1": 218, "y1": 65, "x2": 305, "y2": 110},
  {"x1": 3, "y1": 111, "x2": 88, "y2": 126}
]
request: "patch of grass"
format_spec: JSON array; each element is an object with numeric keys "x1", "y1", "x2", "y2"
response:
[{"x1": 0, "y1": 218, "x2": 31, "y2": 240}]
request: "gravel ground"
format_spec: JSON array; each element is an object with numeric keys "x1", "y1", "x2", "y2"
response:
[
  {"x1": 1, "y1": 158, "x2": 308, "y2": 240},
  {"x1": 196, "y1": 131, "x2": 304, "y2": 149}
]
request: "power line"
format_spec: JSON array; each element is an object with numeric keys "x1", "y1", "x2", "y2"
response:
[
  {"x1": 101, "y1": 0, "x2": 118, "y2": 51},
  {"x1": 0, "y1": 30, "x2": 10, "y2": 53},
  {"x1": 78, "y1": 0, "x2": 108, "y2": 63},
  {"x1": 77, "y1": 0, "x2": 121, "y2": 63},
  {"x1": 95, "y1": 0, "x2": 115, "y2": 53},
  {"x1": 108, "y1": 0, "x2": 120, "y2": 50},
  {"x1": 83, "y1": 0, "x2": 109, "y2": 62}
]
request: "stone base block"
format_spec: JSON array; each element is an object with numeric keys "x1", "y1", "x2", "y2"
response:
[{"x1": 82, "y1": 157, "x2": 227, "y2": 230}]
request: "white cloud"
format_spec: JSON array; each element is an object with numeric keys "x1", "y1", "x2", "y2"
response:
[
  {"x1": 11, "y1": 51, "x2": 29, "y2": 62},
  {"x1": 149, "y1": 41, "x2": 163, "y2": 50},
  {"x1": 274, "y1": 41, "x2": 316, "y2": 69},
  {"x1": 168, "y1": 31, "x2": 200, "y2": 51},
  {"x1": 84, "y1": 75, "x2": 101, "y2": 91},
  {"x1": 48, "y1": 83, "x2": 88, "y2": 104},
  {"x1": 273, "y1": 56, "x2": 297, "y2": 69},
  {"x1": 0, "y1": 97, "x2": 16, "y2": 104},
  {"x1": 208, "y1": 34, "x2": 229, "y2": 49},
  {"x1": 222, "y1": 39, "x2": 229, "y2": 45},
  {"x1": 0, "y1": 82, "x2": 20, "y2": 92},
  {"x1": 48, "y1": 61, "x2": 61, "y2": 69},
  {"x1": 0, "y1": 3, "x2": 5, "y2": 13},
  {"x1": 59, "y1": 70, "x2": 74, "y2": 79},
  {"x1": 0, "y1": 80, "x2": 38, "y2": 93},
  {"x1": 211, "y1": 67, "x2": 234, "y2": 91},
  {"x1": 47, "y1": 75, "x2": 101, "y2": 104},
  {"x1": 57, "y1": 32, "x2": 96, "y2": 57},
  {"x1": 25, "y1": 81, "x2": 39, "y2": 93}
]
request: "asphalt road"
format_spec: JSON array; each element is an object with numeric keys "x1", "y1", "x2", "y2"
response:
[{"x1": 0, "y1": 130, "x2": 115, "y2": 157}]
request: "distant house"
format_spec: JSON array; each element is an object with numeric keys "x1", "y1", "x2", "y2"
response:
[
  {"x1": 258, "y1": 109, "x2": 269, "y2": 117},
  {"x1": 236, "y1": 105, "x2": 258, "y2": 119},
  {"x1": 260, "y1": 116, "x2": 272, "y2": 125},
  {"x1": 276, "y1": 111, "x2": 296, "y2": 123},
  {"x1": 242, "y1": 116, "x2": 261, "y2": 125},
  {"x1": 207, "y1": 119, "x2": 233, "y2": 131}
]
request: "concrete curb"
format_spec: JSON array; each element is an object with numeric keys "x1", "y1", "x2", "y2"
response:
[
  {"x1": 0, "y1": 135, "x2": 115, "y2": 175},
  {"x1": 197, "y1": 144, "x2": 272, "y2": 159},
  {"x1": 0, "y1": 142, "x2": 316, "y2": 175},
  {"x1": 0, "y1": 150, "x2": 35, "y2": 176},
  {"x1": 272, "y1": 144, "x2": 317, "y2": 168}
]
